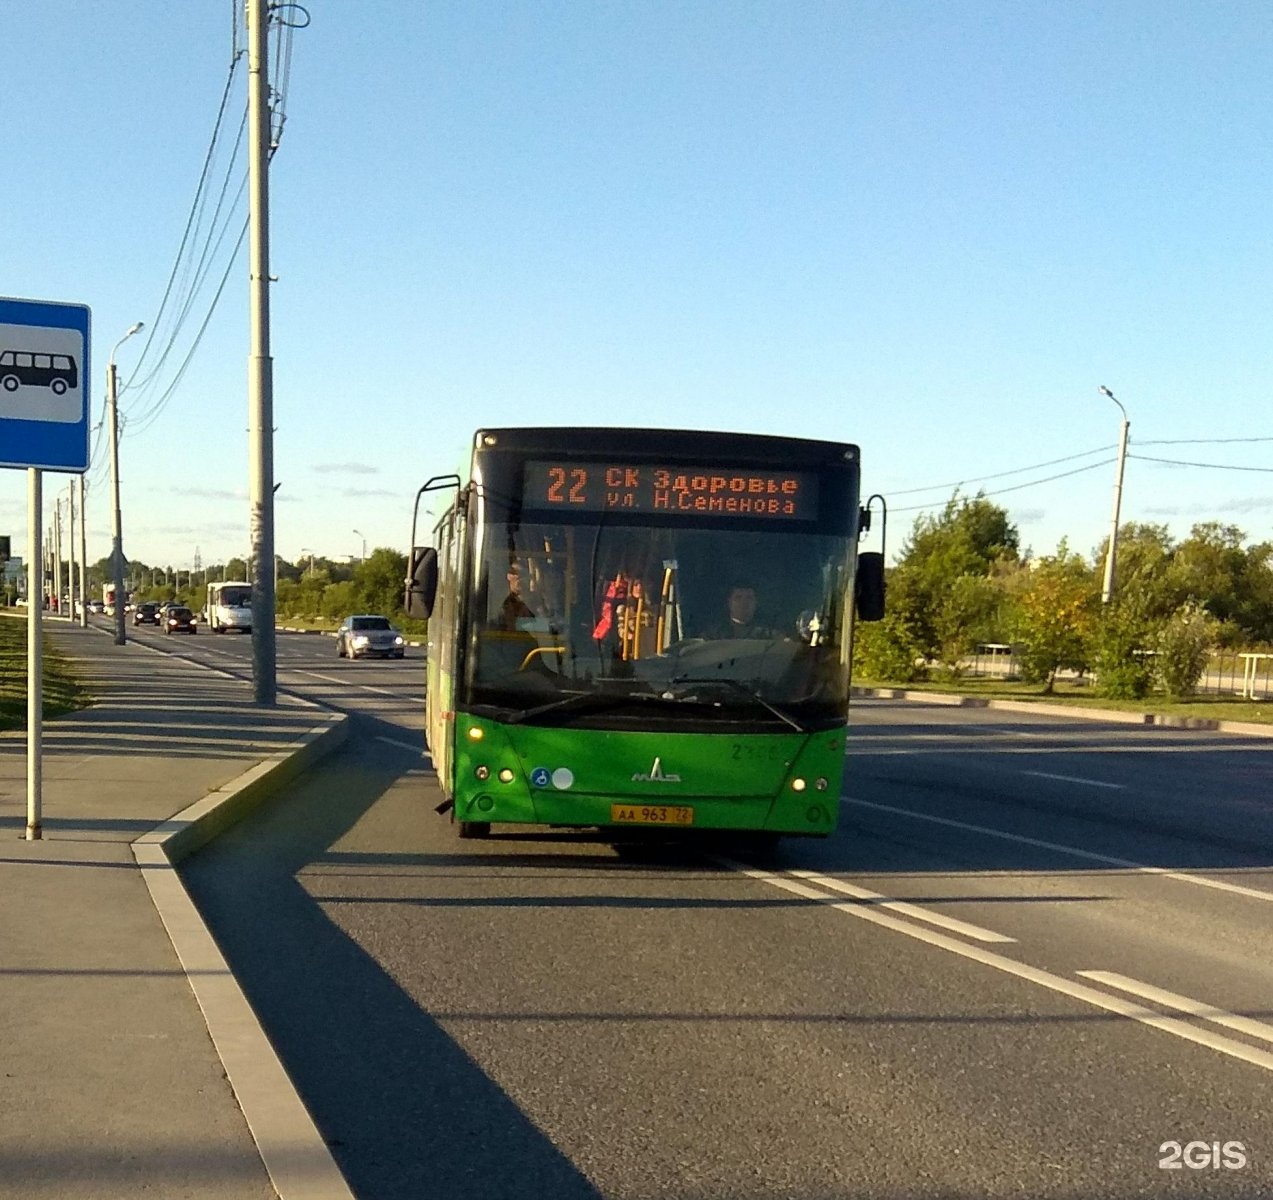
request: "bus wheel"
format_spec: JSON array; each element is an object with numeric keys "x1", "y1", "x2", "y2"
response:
[{"x1": 458, "y1": 821, "x2": 490, "y2": 839}]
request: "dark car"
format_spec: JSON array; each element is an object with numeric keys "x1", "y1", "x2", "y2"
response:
[
  {"x1": 164, "y1": 606, "x2": 197, "y2": 634},
  {"x1": 133, "y1": 601, "x2": 161, "y2": 626},
  {"x1": 336, "y1": 614, "x2": 405, "y2": 659}
]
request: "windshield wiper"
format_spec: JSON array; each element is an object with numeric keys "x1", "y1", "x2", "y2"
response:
[
  {"x1": 505, "y1": 689, "x2": 667, "y2": 724},
  {"x1": 667, "y1": 676, "x2": 809, "y2": 732}
]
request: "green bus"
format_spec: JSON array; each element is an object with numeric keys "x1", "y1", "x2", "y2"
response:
[{"x1": 406, "y1": 427, "x2": 884, "y2": 841}]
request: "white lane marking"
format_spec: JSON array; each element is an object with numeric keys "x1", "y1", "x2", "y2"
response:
[
  {"x1": 845, "y1": 797, "x2": 1273, "y2": 904},
  {"x1": 787, "y1": 870, "x2": 1016, "y2": 943},
  {"x1": 1077, "y1": 972, "x2": 1273, "y2": 1047},
  {"x1": 376, "y1": 736, "x2": 424, "y2": 754},
  {"x1": 1024, "y1": 770, "x2": 1124, "y2": 790},
  {"x1": 287, "y1": 668, "x2": 422, "y2": 701},
  {"x1": 724, "y1": 861, "x2": 1273, "y2": 1074}
]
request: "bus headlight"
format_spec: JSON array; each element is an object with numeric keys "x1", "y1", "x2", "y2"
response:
[
  {"x1": 791, "y1": 778, "x2": 807, "y2": 792},
  {"x1": 497, "y1": 768, "x2": 515, "y2": 783},
  {"x1": 474, "y1": 765, "x2": 490, "y2": 781}
]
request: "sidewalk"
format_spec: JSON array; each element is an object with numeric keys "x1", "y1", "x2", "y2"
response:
[{"x1": 0, "y1": 621, "x2": 350, "y2": 1200}]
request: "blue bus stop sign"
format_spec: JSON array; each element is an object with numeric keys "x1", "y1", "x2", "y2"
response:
[{"x1": 0, "y1": 297, "x2": 91, "y2": 472}]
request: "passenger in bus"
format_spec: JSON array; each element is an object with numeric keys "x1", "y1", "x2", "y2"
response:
[
  {"x1": 498, "y1": 563, "x2": 535, "y2": 630},
  {"x1": 710, "y1": 582, "x2": 774, "y2": 639}
]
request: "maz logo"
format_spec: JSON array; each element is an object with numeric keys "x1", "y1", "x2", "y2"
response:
[{"x1": 631, "y1": 756, "x2": 682, "y2": 783}]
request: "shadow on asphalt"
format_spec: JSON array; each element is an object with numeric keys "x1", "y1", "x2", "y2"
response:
[{"x1": 179, "y1": 715, "x2": 606, "y2": 1200}]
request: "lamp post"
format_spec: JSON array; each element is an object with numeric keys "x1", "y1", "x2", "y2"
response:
[
  {"x1": 108, "y1": 322, "x2": 144, "y2": 644},
  {"x1": 1098, "y1": 385, "x2": 1130, "y2": 604},
  {"x1": 300, "y1": 547, "x2": 314, "y2": 577},
  {"x1": 352, "y1": 529, "x2": 366, "y2": 562}
]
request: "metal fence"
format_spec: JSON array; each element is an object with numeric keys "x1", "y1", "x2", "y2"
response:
[{"x1": 961, "y1": 644, "x2": 1273, "y2": 700}]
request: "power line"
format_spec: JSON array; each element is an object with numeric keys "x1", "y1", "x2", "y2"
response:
[
  {"x1": 890, "y1": 458, "x2": 1117, "y2": 514},
  {"x1": 128, "y1": 219, "x2": 250, "y2": 438},
  {"x1": 885, "y1": 444, "x2": 1115, "y2": 497},
  {"x1": 124, "y1": 178, "x2": 248, "y2": 428},
  {"x1": 1130, "y1": 453, "x2": 1273, "y2": 474},
  {"x1": 1136, "y1": 436, "x2": 1273, "y2": 446},
  {"x1": 122, "y1": 55, "x2": 244, "y2": 397},
  {"x1": 118, "y1": 8, "x2": 303, "y2": 442}
]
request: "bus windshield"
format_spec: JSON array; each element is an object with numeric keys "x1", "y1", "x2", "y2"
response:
[
  {"x1": 463, "y1": 515, "x2": 854, "y2": 729},
  {"x1": 216, "y1": 586, "x2": 251, "y2": 608}
]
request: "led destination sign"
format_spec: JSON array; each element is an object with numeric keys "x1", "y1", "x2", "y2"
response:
[{"x1": 523, "y1": 461, "x2": 818, "y2": 520}]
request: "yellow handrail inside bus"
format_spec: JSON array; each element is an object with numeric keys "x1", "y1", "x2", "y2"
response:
[{"x1": 519, "y1": 646, "x2": 567, "y2": 671}]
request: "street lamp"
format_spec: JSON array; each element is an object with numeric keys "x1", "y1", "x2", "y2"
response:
[
  {"x1": 108, "y1": 321, "x2": 144, "y2": 644},
  {"x1": 1098, "y1": 385, "x2": 1130, "y2": 604},
  {"x1": 300, "y1": 547, "x2": 314, "y2": 576},
  {"x1": 353, "y1": 528, "x2": 366, "y2": 561}
]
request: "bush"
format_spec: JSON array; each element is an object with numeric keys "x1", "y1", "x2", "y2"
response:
[
  {"x1": 853, "y1": 612, "x2": 929, "y2": 683},
  {"x1": 1091, "y1": 595, "x2": 1155, "y2": 700},
  {"x1": 1155, "y1": 600, "x2": 1218, "y2": 700}
]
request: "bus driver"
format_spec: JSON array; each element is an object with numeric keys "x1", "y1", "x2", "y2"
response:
[{"x1": 711, "y1": 582, "x2": 773, "y2": 639}]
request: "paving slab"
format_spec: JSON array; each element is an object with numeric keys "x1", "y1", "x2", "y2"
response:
[{"x1": 0, "y1": 621, "x2": 347, "y2": 1199}]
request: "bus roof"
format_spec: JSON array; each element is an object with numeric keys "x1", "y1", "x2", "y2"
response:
[{"x1": 471, "y1": 427, "x2": 859, "y2": 465}]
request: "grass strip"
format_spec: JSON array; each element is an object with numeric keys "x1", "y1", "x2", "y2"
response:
[
  {"x1": 0, "y1": 612, "x2": 94, "y2": 731},
  {"x1": 855, "y1": 675, "x2": 1273, "y2": 725}
]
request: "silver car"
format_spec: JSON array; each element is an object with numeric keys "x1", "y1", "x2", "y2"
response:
[{"x1": 336, "y1": 614, "x2": 406, "y2": 660}]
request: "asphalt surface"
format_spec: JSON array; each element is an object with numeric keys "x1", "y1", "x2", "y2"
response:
[{"x1": 172, "y1": 635, "x2": 1273, "y2": 1199}]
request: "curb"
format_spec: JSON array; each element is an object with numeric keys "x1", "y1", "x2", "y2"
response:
[
  {"x1": 132, "y1": 710, "x2": 355, "y2": 1200},
  {"x1": 851, "y1": 686, "x2": 1273, "y2": 739}
]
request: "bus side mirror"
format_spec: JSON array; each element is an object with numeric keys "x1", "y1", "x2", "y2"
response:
[
  {"x1": 856, "y1": 552, "x2": 885, "y2": 622},
  {"x1": 404, "y1": 546, "x2": 438, "y2": 619}
]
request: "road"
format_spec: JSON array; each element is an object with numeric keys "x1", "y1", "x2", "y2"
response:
[{"x1": 121, "y1": 620, "x2": 1273, "y2": 1198}]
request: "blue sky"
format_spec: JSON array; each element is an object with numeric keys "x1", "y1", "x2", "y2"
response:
[{"x1": 3, "y1": 1, "x2": 1272, "y2": 574}]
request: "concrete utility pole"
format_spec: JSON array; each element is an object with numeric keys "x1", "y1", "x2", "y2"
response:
[
  {"x1": 78, "y1": 476, "x2": 88, "y2": 627},
  {"x1": 66, "y1": 480, "x2": 76, "y2": 622},
  {"x1": 53, "y1": 496, "x2": 62, "y2": 617},
  {"x1": 1099, "y1": 385, "x2": 1130, "y2": 604},
  {"x1": 248, "y1": 0, "x2": 277, "y2": 705},
  {"x1": 108, "y1": 322, "x2": 144, "y2": 644}
]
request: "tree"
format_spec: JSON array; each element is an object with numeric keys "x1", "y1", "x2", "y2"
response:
[
  {"x1": 1092, "y1": 523, "x2": 1181, "y2": 620},
  {"x1": 890, "y1": 492, "x2": 1021, "y2": 663},
  {"x1": 852, "y1": 571, "x2": 929, "y2": 682},
  {"x1": 1172, "y1": 523, "x2": 1273, "y2": 645},
  {"x1": 1008, "y1": 542, "x2": 1097, "y2": 692},
  {"x1": 932, "y1": 574, "x2": 1004, "y2": 675},
  {"x1": 320, "y1": 580, "x2": 358, "y2": 619},
  {"x1": 352, "y1": 548, "x2": 408, "y2": 616}
]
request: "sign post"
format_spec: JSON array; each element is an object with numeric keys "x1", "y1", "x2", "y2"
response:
[
  {"x1": 1, "y1": 296, "x2": 91, "y2": 840},
  {"x1": 27, "y1": 471, "x2": 42, "y2": 839}
]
